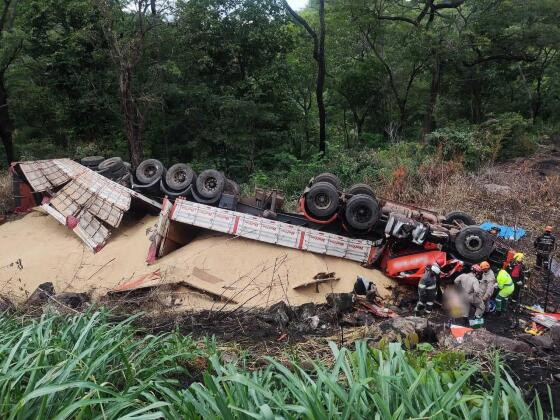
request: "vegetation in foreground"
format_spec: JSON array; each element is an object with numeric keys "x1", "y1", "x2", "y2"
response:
[{"x1": 0, "y1": 310, "x2": 552, "y2": 419}]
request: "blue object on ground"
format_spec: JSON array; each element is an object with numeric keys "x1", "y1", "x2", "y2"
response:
[{"x1": 480, "y1": 222, "x2": 526, "y2": 240}]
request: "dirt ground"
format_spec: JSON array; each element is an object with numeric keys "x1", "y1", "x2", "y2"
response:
[
  {"x1": 2, "y1": 148, "x2": 560, "y2": 413},
  {"x1": 0, "y1": 209, "x2": 396, "y2": 309}
]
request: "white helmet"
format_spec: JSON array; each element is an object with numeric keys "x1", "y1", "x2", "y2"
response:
[{"x1": 431, "y1": 264, "x2": 441, "y2": 275}]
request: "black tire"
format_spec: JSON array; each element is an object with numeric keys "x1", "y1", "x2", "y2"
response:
[
  {"x1": 165, "y1": 163, "x2": 195, "y2": 191},
  {"x1": 195, "y1": 169, "x2": 225, "y2": 199},
  {"x1": 347, "y1": 183, "x2": 375, "y2": 199},
  {"x1": 344, "y1": 194, "x2": 380, "y2": 231},
  {"x1": 454, "y1": 226, "x2": 493, "y2": 261},
  {"x1": 224, "y1": 178, "x2": 240, "y2": 196},
  {"x1": 445, "y1": 211, "x2": 476, "y2": 227},
  {"x1": 313, "y1": 173, "x2": 342, "y2": 190},
  {"x1": 81, "y1": 156, "x2": 105, "y2": 167},
  {"x1": 305, "y1": 181, "x2": 339, "y2": 218},
  {"x1": 98, "y1": 157, "x2": 123, "y2": 171},
  {"x1": 191, "y1": 187, "x2": 221, "y2": 205},
  {"x1": 135, "y1": 159, "x2": 166, "y2": 184}
]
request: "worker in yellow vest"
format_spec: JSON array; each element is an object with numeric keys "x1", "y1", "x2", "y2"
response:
[{"x1": 495, "y1": 268, "x2": 515, "y2": 312}]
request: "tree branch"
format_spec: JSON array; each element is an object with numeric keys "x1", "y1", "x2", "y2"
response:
[{"x1": 281, "y1": 0, "x2": 319, "y2": 61}]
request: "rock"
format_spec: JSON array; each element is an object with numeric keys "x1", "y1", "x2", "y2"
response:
[
  {"x1": 483, "y1": 183, "x2": 512, "y2": 195},
  {"x1": 297, "y1": 303, "x2": 317, "y2": 320},
  {"x1": 549, "y1": 325, "x2": 560, "y2": 346},
  {"x1": 375, "y1": 316, "x2": 438, "y2": 347},
  {"x1": 308, "y1": 315, "x2": 320, "y2": 330},
  {"x1": 459, "y1": 329, "x2": 532, "y2": 355},
  {"x1": 266, "y1": 301, "x2": 295, "y2": 327},
  {"x1": 523, "y1": 334, "x2": 553, "y2": 350},
  {"x1": 25, "y1": 282, "x2": 55, "y2": 307},
  {"x1": 53, "y1": 292, "x2": 89, "y2": 309},
  {"x1": 326, "y1": 293, "x2": 354, "y2": 313},
  {"x1": 0, "y1": 295, "x2": 15, "y2": 313}
]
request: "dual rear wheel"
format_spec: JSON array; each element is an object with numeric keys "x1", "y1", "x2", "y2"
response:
[{"x1": 304, "y1": 173, "x2": 380, "y2": 231}]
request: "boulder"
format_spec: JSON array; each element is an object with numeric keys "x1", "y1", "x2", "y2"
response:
[
  {"x1": 459, "y1": 329, "x2": 532, "y2": 355},
  {"x1": 375, "y1": 316, "x2": 439, "y2": 347},
  {"x1": 53, "y1": 292, "x2": 89, "y2": 309},
  {"x1": 296, "y1": 302, "x2": 317, "y2": 320},
  {"x1": 326, "y1": 293, "x2": 354, "y2": 313},
  {"x1": 265, "y1": 301, "x2": 295, "y2": 328},
  {"x1": 25, "y1": 282, "x2": 55, "y2": 307}
]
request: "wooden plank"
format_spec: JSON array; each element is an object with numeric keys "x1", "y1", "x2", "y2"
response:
[{"x1": 292, "y1": 276, "x2": 340, "y2": 290}]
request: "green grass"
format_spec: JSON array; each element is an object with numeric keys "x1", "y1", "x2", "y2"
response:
[{"x1": 0, "y1": 310, "x2": 553, "y2": 419}]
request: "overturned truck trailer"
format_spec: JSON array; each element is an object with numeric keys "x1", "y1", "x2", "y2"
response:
[
  {"x1": 148, "y1": 198, "x2": 386, "y2": 266},
  {"x1": 12, "y1": 159, "x2": 161, "y2": 251}
]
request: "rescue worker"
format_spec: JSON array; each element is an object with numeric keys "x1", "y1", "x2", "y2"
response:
[
  {"x1": 415, "y1": 263, "x2": 440, "y2": 315},
  {"x1": 479, "y1": 261, "x2": 496, "y2": 308},
  {"x1": 495, "y1": 268, "x2": 515, "y2": 313},
  {"x1": 534, "y1": 226, "x2": 556, "y2": 270},
  {"x1": 454, "y1": 265, "x2": 485, "y2": 327},
  {"x1": 508, "y1": 253, "x2": 525, "y2": 303}
]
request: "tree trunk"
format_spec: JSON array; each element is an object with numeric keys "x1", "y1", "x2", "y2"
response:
[
  {"x1": 119, "y1": 65, "x2": 144, "y2": 167},
  {"x1": 316, "y1": 0, "x2": 326, "y2": 154},
  {"x1": 422, "y1": 56, "x2": 442, "y2": 140},
  {"x1": 0, "y1": 75, "x2": 15, "y2": 165}
]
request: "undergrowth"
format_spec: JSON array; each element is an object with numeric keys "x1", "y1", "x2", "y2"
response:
[
  {"x1": 0, "y1": 310, "x2": 553, "y2": 419},
  {"x1": 0, "y1": 171, "x2": 12, "y2": 216}
]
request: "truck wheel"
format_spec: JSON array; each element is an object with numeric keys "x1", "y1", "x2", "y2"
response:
[
  {"x1": 135, "y1": 159, "x2": 166, "y2": 185},
  {"x1": 445, "y1": 211, "x2": 475, "y2": 227},
  {"x1": 305, "y1": 181, "x2": 339, "y2": 218},
  {"x1": 224, "y1": 179, "x2": 240, "y2": 196},
  {"x1": 165, "y1": 163, "x2": 195, "y2": 191},
  {"x1": 344, "y1": 194, "x2": 380, "y2": 231},
  {"x1": 196, "y1": 169, "x2": 225, "y2": 199},
  {"x1": 98, "y1": 157, "x2": 126, "y2": 179},
  {"x1": 98, "y1": 157, "x2": 123, "y2": 172},
  {"x1": 81, "y1": 156, "x2": 105, "y2": 168},
  {"x1": 454, "y1": 226, "x2": 493, "y2": 261},
  {"x1": 313, "y1": 173, "x2": 342, "y2": 190},
  {"x1": 346, "y1": 183, "x2": 375, "y2": 199}
]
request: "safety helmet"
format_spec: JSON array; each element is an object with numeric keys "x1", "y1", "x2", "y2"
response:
[
  {"x1": 545, "y1": 225, "x2": 553, "y2": 233},
  {"x1": 472, "y1": 264, "x2": 482, "y2": 273},
  {"x1": 431, "y1": 264, "x2": 441, "y2": 275},
  {"x1": 513, "y1": 252, "x2": 524, "y2": 262},
  {"x1": 480, "y1": 261, "x2": 490, "y2": 271}
]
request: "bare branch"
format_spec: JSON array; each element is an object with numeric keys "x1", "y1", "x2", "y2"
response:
[{"x1": 281, "y1": 0, "x2": 319, "y2": 60}]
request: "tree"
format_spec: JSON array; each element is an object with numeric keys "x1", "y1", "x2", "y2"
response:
[
  {"x1": 282, "y1": 0, "x2": 326, "y2": 154},
  {"x1": 93, "y1": 0, "x2": 167, "y2": 166},
  {"x1": 0, "y1": 0, "x2": 21, "y2": 164}
]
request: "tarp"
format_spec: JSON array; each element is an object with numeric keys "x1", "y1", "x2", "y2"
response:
[{"x1": 480, "y1": 222, "x2": 525, "y2": 240}]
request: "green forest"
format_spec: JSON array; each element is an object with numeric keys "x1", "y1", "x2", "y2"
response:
[{"x1": 1, "y1": 0, "x2": 559, "y2": 196}]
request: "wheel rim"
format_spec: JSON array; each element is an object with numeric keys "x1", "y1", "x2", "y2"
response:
[
  {"x1": 173, "y1": 171, "x2": 187, "y2": 183},
  {"x1": 204, "y1": 177, "x2": 218, "y2": 191},
  {"x1": 144, "y1": 164, "x2": 157, "y2": 177},
  {"x1": 314, "y1": 192, "x2": 332, "y2": 210},
  {"x1": 354, "y1": 205, "x2": 372, "y2": 223},
  {"x1": 465, "y1": 234, "x2": 483, "y2": 251}
]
